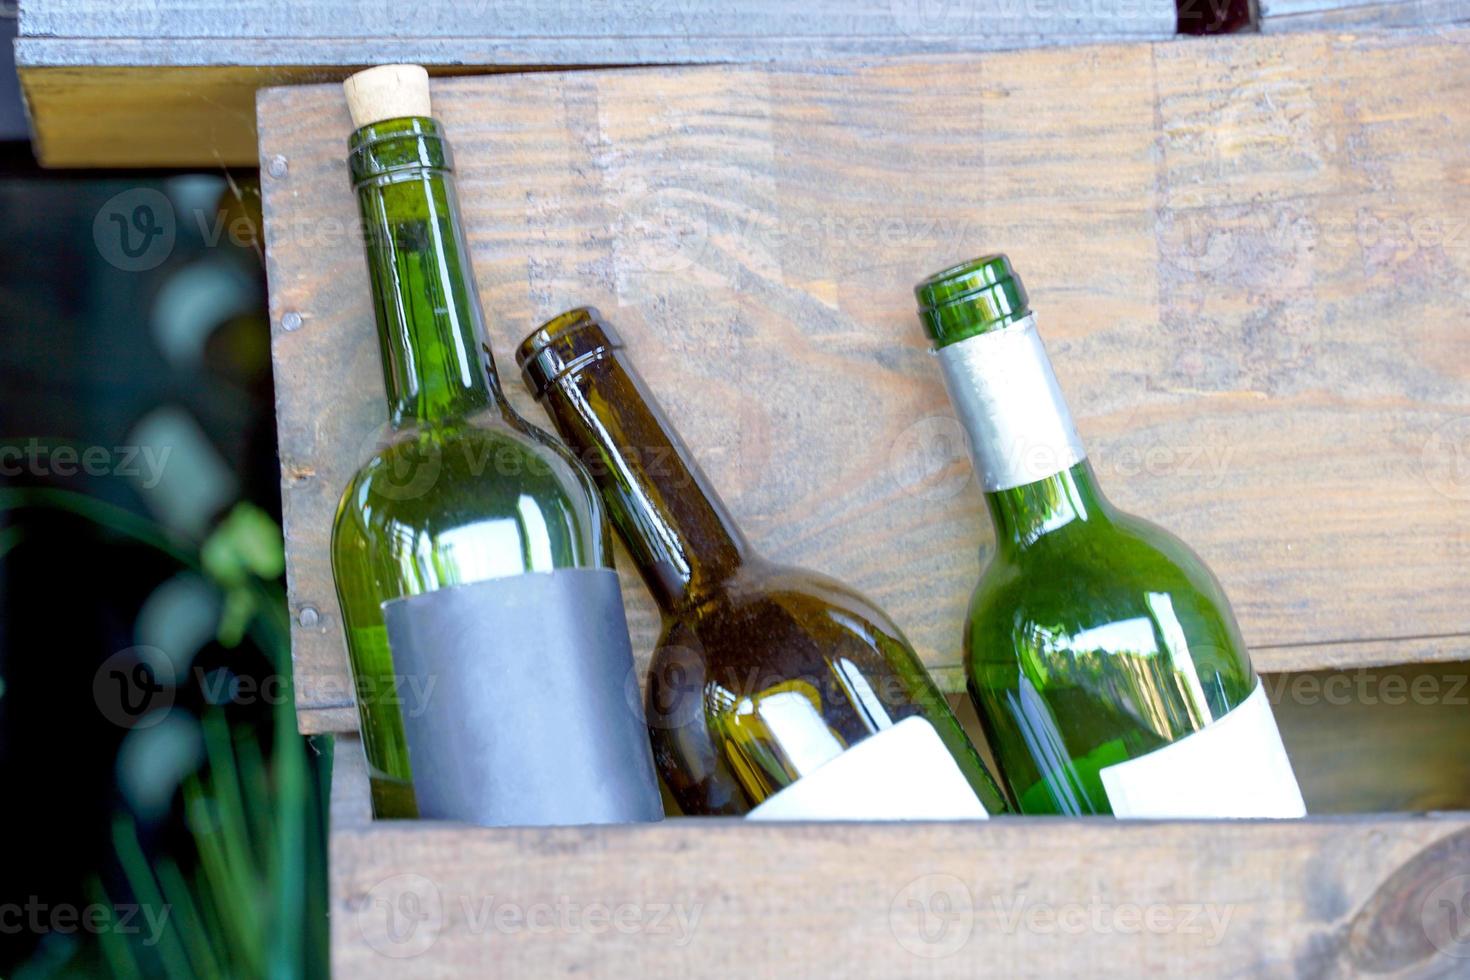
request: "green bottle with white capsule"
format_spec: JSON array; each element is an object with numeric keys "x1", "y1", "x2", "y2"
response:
[{"x1": 915, "y1": 255, "x2": 1306, "y2": 818}]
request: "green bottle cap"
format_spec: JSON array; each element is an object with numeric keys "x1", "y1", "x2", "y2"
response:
[{"x1": 914, "y1": 254, "x2": 1030, "y2": 348}]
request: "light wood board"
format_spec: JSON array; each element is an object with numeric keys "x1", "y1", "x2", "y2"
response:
[
  {"x1": 1259, "y1": 0, "x2": 1469, "y2": 31},
  {"x1": 15, "y1": 0, "x2": 1176, "y2": 166},
  {"x1": 259, "y1": 29, "x2": 1470, "y2": 735},
  {"x1": 328, "y1": 735, "x2": 1470, "y2": 977}
]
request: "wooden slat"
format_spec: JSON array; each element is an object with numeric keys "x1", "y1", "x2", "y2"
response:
[
  {"x1": 18, "y1": 0, "x2": 1178, "y2": 40},
  {"x1": 14, "y1": 0, "x2": 1176, "y2": 167},
  {"x1": 19, "y1": 66, "x2": 354, "y2": 169},
  {"x1": 1267, "y1": 662, "x2": 1470, "y2": 814},
  {"x1": 1260, "y1": 0, "x2": 1470, "y2": 31},
  {"x1": 328, "y1": 736, "x2": 1470, "y2": 977},
  {"x1": 260, "y1": 29, "x2": 1470, "y2": 735},
  {"x1": 331, "y1": 660, "x2": 1470, "y2": 969},
  {"x1": 13, "y1": 65, "x2": 544, "y2": 168}
]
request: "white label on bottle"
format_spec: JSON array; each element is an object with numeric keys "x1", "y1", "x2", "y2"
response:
[
  {"x1": 745, "y1": 717, "x2": 989, "y2": 822},
  {"x1": 935, "y1": 314, "x2": 1087, "y2": 492},
  {"x1": 1099, "y1": 679, "x2": 1307, "y2": 819}
]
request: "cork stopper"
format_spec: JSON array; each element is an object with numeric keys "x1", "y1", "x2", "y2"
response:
[{"x1": 343, "y1": 65, "x2": 432, "y2": 129}]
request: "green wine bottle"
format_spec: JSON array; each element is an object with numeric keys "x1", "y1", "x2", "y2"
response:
[
  {"x1": 517, "y1": 308, "x2": 1010, "y2": 819},
  {"x1": 330, "y1": 68, "x2": 611, "y2": 818},
  {"x1": 915, "y1": 255, "x2": 1305, "y2": 817}
]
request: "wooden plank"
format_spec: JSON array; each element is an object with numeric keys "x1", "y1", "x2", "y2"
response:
[
  {"x1": 1254, "y1": 634, "x2": 1470, "y2": 673},
  {"x1": 19, "y1": 66, "x2": 347, "y2": 169},
  {"x1": 1260, "y1": 0, "x2": 1470, "y2": 31},
  {"x1": 1266, "y1": 663, "x2": 1470, "y2": 814},
  {"x1": 14, "y1": 0, "x2": 1176, "y2": 167},
  {"x1": 330, "y1": 728, "x2": 374, "y2": 831},
  {"x1": 1262, "y1": 0, "x2": 1451, "y2": 17},
  {"x1": 13, "y1": 65, "x2": 538, "y2": 168},
  {"x1": 326, "y1": 661, "x2": 1470, "y2": 971},
  {"x1": 19, "y1": 0, "x2": 1177, "y2": 40},
  {"x1": 328, "y1": 738, "x2": 1470, "y2": 977},
  {"x1": 260, "y1": 29, "x2": 1470, "y2": 735}
]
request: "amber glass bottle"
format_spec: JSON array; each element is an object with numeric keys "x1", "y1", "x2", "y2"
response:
[{"x1": 517, "y1": 308, "x2": 1009, "y2": 818}]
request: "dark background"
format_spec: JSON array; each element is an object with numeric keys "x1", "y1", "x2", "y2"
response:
[{"x1": 0, "y1": 6, "x2": 305, "y2": 963}]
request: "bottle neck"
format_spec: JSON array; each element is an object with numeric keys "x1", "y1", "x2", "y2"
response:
[
  {"x1": 984, "y1": 461, "x2": 1110, "y2": 552},
  {"x1": 524, "y1": 315, "x2": 751, "y2": 610},
  {"x1": 351, "y1": 117, "x2": 498, "y2": 427},
  {"x1": 933, "y1": 312, "x2": 1100, "y2": 553}
]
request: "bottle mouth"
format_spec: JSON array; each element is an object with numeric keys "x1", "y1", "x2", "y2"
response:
[
  {"x1": 914, "y1": 254, "x2": 1030, "y2": 347},
  {"x1": 347, "y1": 116, "x2": 452, "y2": 188},
  {"x1": 516, "y1": 307, "x2": 624, "y2": 399}
]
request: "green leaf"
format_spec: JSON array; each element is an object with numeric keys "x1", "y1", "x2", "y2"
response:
[{"x1": 201, "y1": 503, "x2": 285, "y2": 588}]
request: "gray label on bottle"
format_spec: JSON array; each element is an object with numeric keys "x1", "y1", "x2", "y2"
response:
[
  {"x1": 382, "y1": 568, "x2": 664, "y2": 827},
  {"x1": 935, "y1": 314, "x2": 1087, "y2": 492}
]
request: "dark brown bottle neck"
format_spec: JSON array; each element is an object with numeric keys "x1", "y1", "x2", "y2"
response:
[{"x1": 536, "y1": 345, "x2": 751, "y2": 611}]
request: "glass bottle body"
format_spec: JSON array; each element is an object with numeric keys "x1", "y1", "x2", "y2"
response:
[
  {"x1": 966, "y1": 463, "x2": 1256, "y2": 815},
  {"x1": 649, "y1": 557, "x2": 1006, "y2": 815},
  {"x1": 332, "y1": 419, "x2": 607, "y2": 816}
]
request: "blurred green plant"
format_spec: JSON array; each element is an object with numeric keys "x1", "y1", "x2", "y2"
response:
[{"x1": 0, "y1": 488, "x2": 329, "y2": 980}]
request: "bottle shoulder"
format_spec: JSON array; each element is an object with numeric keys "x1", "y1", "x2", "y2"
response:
[
  {"x1": 980, "y1": 508, "x2": 1224, "y2": 602},
  {"x1": 965, "y1": 508, "x2": 1258, "y2": 776},
  {"x1": 330, "y1": 413, "x2": 609, "y2": 585},
  {"x1": 659, "y1": 561, "x2": 903, "y2": 639},
  {"x1": 647, "y1": 561, "x2": 945, "y2": 707},
  {"x1": 337, "y1": 412, "x2": 595, "y2": 508},
  {"x1": 970, "y1": 509, "x2": 1249, "y2": 674}
]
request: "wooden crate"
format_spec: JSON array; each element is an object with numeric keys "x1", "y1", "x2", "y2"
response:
[
  {"x1": 259, "y1": 28, "x2": 1470, "y2": 976},
  {"x1": 326, "y1": 732, "x2": 1470, "y2": 975}
]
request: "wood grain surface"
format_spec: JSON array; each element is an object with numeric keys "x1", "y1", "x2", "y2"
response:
[
  {"x1": 15, "y1": 0, "x2": 1176, "y2": 166},
  {"x1": 19, "y1": 0, "x2": 1177, "y2": 43},
  {"x1": 259, "y1": 29, "x2": 1470, "y2": 735},
  {"x1": 1260, "y1": 0, "x2": 1469, "y2": 31},
  {"x1": 327, "y1": 734, "x2": 1470, "y2": 977}
]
